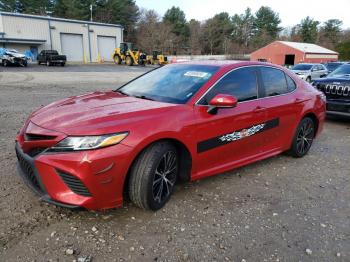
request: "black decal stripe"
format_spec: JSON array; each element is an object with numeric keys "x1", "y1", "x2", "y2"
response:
[{"x1": 197, "y1": 118, "x2": 279, "y2": 153}]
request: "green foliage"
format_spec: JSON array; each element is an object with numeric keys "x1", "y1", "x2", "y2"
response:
[
  {"x1": 0, "y1": 0, "x2": 53, "y2": 14},
  {"x1": 322, "y1": 19, "x2": 342, "y2": 45},
  {"x1": 201, "y1": 12, "x2": 233, "y2": 54},
  {"x1": 0, "y1": 1, "x2": 348, "y2": 56},
  {"x1": 253, "y1": 6, "x2": 282, "y2": 46},
  {"x1": 336, "y1": 41, "x2": 350, "y2": 60},
  {"x1": 163, "y1": 6, "x2": 189, "y2": 38},
  {"x1": 231, "y1": 8, "x2": 254, "y2": 47},
  {"x1": 297, "y1": 16, "x2": 320, "y2": 43}
]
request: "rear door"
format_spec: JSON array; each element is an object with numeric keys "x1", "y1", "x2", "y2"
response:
[
  {"x1": 192, "y1": 67, "x2": 268, "y2": 179},
  {"x1": 257, "y1": 66, "x2": 301, "y2": 150}
]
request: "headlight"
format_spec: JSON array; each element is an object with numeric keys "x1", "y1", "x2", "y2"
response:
[{"x1": 48, "y1": 132, "x2": 128, "y2": 152}]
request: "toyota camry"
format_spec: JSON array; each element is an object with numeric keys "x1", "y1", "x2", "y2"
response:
[{"x1": 15, "y1": 61, "x2": 326, "y2": 210}]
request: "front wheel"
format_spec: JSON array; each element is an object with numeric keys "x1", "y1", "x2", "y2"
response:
[
  {"x1": 306, "y1": 76, "x2": 311, "y2": 83},
  {"x1": 114, "y1": 55, "x2": 121, "y2": 65},
  {"x1": 129, "y1": 141, "x2": 178, "y2": 211},
  {"x1": 125, "y1": 56, "x2": 133, "y2": 66},
  {"x1": 289, "y1": 117, "x2": 315, "y2": 157}
]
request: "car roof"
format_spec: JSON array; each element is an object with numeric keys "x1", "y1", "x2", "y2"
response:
[
  {"x1": 295, "y1": 63, "x2": 318, "y2": 65},
  {"x1": 174, "y1": 60, "x2": 281, "y2": 70}
]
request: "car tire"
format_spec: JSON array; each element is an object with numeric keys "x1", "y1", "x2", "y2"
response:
[
  {"x1": 306, "y1": 76, "x2": 311, "y2": 83},
  {"x1": 3, "y1": 60, "x2": 8, "y2": 67},
  {"x1": 46, "y1": 61, "x2": 51, "y2": 66},
  {"x1": 61, "y1": 62, "x2": 65, "y2": 67},
  {"x1": 37, "y1": 61, "x2": 41, "y2": 65},
  {"x1": 129, "y1": 141, "x2": 178, "y2": 211},
  {"x1": 289, "y1": 117, "x2": 315, "y2": 158}
]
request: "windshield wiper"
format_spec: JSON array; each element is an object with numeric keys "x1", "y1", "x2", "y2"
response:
[
  {"x1": 116, "y1": 90, "x2": 129, "y2": 96},
  {"x1": 134, "y1": 95, "x2": 155, "y2": 101}
]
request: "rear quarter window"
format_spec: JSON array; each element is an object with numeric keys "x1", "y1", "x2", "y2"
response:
[
  {"x1": 260, "y1": 67, "x2": 289, "y2": 97},
  {"x1": 286, "y1": 74, "x2": 297, "y2": 92}
]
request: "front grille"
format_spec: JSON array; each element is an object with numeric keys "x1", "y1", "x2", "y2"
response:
[
  {"x1": 56, "y1": 170, "x2": 91, "y2": 197},
  {"x1": 24, "y1": 133, "x2": 56, "y2": 141},
  {"x1": 28, "y1": 148, "x2": 47, "y2": 157},
  {"x1": 15, "y1": 147, "x2": 42, "y2": 193},
  {"x1": 317, "y1": 84, "x2": 350, "y2": 98}
]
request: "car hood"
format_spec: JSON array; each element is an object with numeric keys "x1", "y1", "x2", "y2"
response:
[
  {"x1": 7, "y1": 51, "x2": 26, "y2": 58},
  {"x1": 313, "y1": 77, "x2": 350, "y2": 84},
  {"x1": 292, "y1": 70, "x2": 310, "y2": 74},
  {"x1": 30, "y1": 91, "x2": 178, "y2": 135}
]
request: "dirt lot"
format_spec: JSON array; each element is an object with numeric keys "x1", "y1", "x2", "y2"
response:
[{"x1": 0, "y1": 64, "x2": 349, "y2": 262}]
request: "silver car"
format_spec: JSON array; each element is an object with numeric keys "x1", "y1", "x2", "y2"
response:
[{"x1": 291, "y1": 63, "x2": 328, "y2": 82}]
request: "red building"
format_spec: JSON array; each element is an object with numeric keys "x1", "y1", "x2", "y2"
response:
[{"x1": 250, "y1": 41, "x2": 338, "y2": 66}]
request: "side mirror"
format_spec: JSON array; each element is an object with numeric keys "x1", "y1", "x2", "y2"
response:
[{"x1": 207, "y1": 94, "x2": 238, "y2": 114}]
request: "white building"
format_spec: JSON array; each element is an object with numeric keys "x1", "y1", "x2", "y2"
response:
[{"x1": 0, "y1": 12, "x2": 123, "y2": 62}]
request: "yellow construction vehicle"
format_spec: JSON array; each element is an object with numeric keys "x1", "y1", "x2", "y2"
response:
[
  {"x1": 113, "y1": 42, "x2": 146, "y2": 66},
  {"x1": 146, "y1": 51, "x2": 168, "y2": 66}
]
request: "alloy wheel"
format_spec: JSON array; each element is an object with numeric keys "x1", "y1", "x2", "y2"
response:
[
  {"x1": 296, "y1": 121, "x2": 314, "y2": 155},
  {"x1": 152, "y1": 151, "x2": 177, "y2": 204}
]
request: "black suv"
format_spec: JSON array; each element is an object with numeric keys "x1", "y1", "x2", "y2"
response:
[{"x1": 313, "y1": 64, "x2": 350, "y2": 117}]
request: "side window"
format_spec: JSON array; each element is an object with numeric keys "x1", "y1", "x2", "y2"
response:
[
  {"x1": 286, "y1": 74, "x2": 297, "y2": 92},
  {"x1": 260, "y1": 67, "x2": 288, "y2": 97},
  {"x1": 199, "y1": 67, "x2": 258, "y2": 104}
]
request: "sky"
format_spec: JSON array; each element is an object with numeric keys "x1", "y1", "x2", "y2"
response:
[{"x1": 135, "y1": 0, "x2": 350, "y2": 29}]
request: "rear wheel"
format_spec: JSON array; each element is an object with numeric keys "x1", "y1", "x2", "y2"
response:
[
  {"x1": 129, "y1": 141, "x2": 178, "y2": 210},
  {"x1": 61, "y1": 62, "x2": 65, "y2": 67},
  {"x1": 3, "y1": 60, "x2": 8, "y2": 67},
  {"x1": 46, "y1": 60, "x2": 51, "y2": 66},
  {"x1": 125, "y1": 56, "x2": 133, "y2": 66},
  {"x1": 289, "y1": 117, "x2": 315, "y2": 157}
]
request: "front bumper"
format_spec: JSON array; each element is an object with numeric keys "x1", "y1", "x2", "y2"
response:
[
  {"x1": 295, "y1": 74, "x2": 307, "y2": 80},
  {"x1": 15, "y1": 141, "x2": 134, "y2": 210},
  {"x1": 16, "y1": 143, "x2": 81, "y2": 209},
  {"x1": 326, "y1": 99, "x2": 350, "y2": 117}
]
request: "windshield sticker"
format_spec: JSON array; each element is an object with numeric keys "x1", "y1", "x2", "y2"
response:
[{"x1": 184, "y1": 71, "x2": 209, "y2": 78}]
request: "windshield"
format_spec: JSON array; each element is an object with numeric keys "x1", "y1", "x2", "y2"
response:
[
  {"x1": 47, "y1": 50, "x2": 58, "y2": 55},
  {"x1": 328, "y1": 64, "x2": 350, "y2": 77},
  {"x1": 292, "y1": 64, "x2": 313, "y2": 70},
  {"x1": 325, "y1": 63, "x2": 343, "y2": 71},
  {"x1": 118, "y1": 64, "x2": 219, "y2": 104}
]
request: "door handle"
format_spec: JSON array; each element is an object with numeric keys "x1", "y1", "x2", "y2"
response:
[
  {"x1": 294, "y1": 98, "x2": 309, "y2": 104},
  {"x1": 253, "y1": 106, "x2": 266, "y2": 112}
]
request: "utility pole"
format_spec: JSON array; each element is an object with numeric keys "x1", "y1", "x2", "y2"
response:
[{"x1": 90, "y1": 5, "x2": 93, "y2": 21}]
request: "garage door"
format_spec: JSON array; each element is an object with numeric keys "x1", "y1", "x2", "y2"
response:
[
  {"x1": 97, "y1": 36, "x2": 116, "y2": 62},
  {"x1": 60, "y1": 33, "x2": 84, "y2": 62}
]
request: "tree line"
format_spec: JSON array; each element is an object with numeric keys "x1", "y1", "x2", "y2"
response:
[{"x1": 1, "y1": 0, "x2": 349, "y2": 59}]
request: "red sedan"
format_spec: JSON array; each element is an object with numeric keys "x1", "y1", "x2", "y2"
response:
[{"x1": 15, "y1": 61, "x2": 326, "y2": 210}]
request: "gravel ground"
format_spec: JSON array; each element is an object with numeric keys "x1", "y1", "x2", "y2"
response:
[{"x1": 0, "y1": 65, "x2": 349, "y2": 262}]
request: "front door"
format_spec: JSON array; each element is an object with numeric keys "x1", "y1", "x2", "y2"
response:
[{"x1": 192, "y1": 67, "x2": 268, "y2": 179}]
